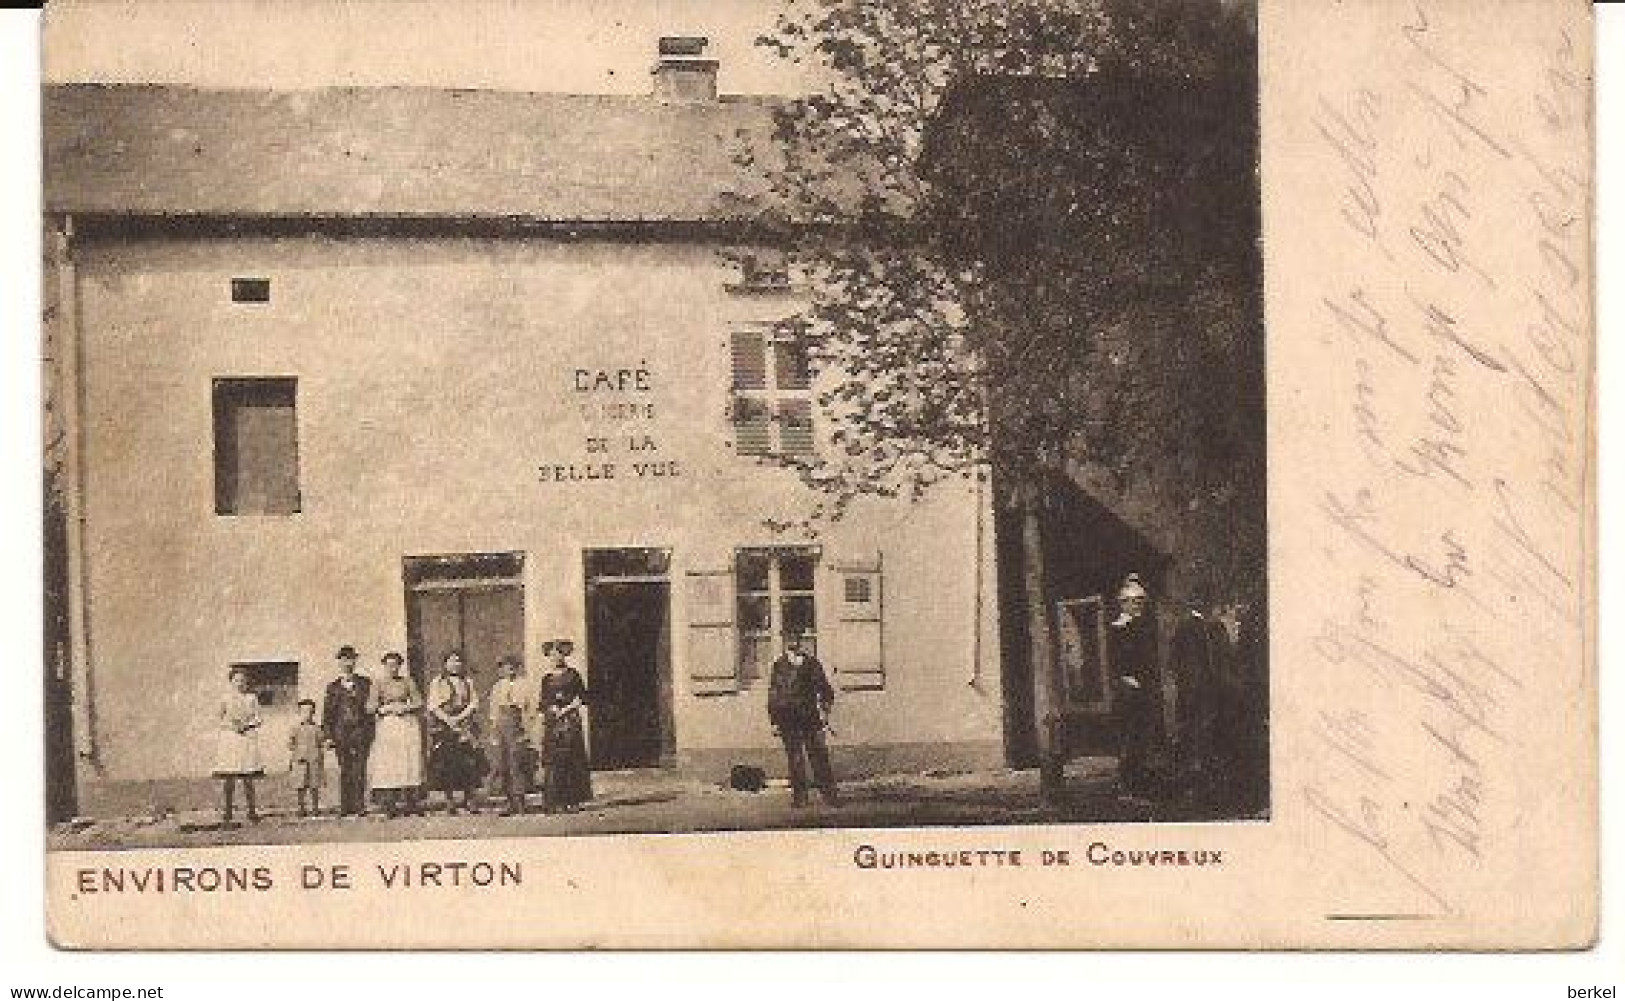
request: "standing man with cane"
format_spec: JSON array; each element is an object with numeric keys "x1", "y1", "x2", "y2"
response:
[{"x1": 767, "y1": 631, "x2": 840, "y2": 808}]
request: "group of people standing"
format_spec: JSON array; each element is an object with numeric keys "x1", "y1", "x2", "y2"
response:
[
  {"x1": 1106, "y1": 573, "x2": 1268, "y2": 816},
  {"x1": 211, "y1": 640, "x2": 595, "y2": 825}
]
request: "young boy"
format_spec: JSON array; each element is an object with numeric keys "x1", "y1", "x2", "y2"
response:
[{"x1": 288, "y1": 698, "x2": 326, "y2": 817}]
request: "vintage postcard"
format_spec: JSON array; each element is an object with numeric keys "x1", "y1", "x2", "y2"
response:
[{"x1": 39, "y1": 0, "x2": 1594, "y2": 949}]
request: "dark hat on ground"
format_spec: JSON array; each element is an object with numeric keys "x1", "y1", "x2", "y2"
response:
[
  {"x1": 381, "y1": 651, "x2": 404, "y2": 665},
  {"x1": 336, "y1": 644, "x2": 359, "y2": 660}
]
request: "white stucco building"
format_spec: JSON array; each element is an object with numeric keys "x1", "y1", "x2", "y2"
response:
[{"x1": 44, "y1": 42, "x2": 1005, "y2": 812}]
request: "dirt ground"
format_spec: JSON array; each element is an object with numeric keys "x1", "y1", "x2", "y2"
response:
[{"x1": 47, "y1": 758, "x2": 1259, "y2": 851}]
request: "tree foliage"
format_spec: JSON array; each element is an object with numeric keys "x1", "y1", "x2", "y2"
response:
[{"x1": 746, "y1": 0, "x2": 1263, "y2": 592}]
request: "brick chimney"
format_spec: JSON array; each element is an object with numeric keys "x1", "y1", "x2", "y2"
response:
[{"x1": 652, "y1": 36, "x2": 718, "y2": 102}]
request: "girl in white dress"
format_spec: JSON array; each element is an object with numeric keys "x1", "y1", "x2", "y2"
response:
[{"x1": 213, "y1": 666, "x2": 264, "y2": 825}]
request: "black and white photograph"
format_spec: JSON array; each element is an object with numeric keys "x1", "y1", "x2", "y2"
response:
[
  {"x1": 37, "y1": 0, "x2": 1266, "y2": 853},
  {"x1": 6, "y1": 0, "x2": 1610, "y2": 964}
]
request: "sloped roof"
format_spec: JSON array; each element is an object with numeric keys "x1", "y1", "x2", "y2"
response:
[{"x1": 44, "y1": 83, "x2": 783, "y2": 222}]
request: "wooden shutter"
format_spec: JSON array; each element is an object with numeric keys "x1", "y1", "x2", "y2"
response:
[
  {"x1": 730, "y1": 329, "x2": 768, "y2": 389},
  {"x1": 772, "y1": 337, "x2": 811, "y2": 390},
  {"x1": 686, "y1": 567, "x2": 738, "y2": 697},
  {"x1": 778, "y1": 399, "x2": 814, "y2": 455},
  {"x1": 729, "y1": 327, "x2": 771, "y2": 456},
  {"x1": 733, "y1": 397, "x2": 772, "y2": 456},
  {"x1": 835, "y1": 554, "x2": 884, "y2": 691}
]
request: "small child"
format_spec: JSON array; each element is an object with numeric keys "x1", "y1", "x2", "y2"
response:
[
  {"x1": 287, "y1": 698, "x2": 326, "y2": 818},
  {"x1": 215, "y1": 666, "x2": 264, "y2": 825}
]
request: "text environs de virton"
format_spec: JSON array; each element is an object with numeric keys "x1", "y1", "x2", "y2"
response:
[{"x1": 72, "y1": 860, "x2": 523, "y2": 895}]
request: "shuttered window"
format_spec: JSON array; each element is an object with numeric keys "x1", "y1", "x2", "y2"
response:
[
  {"x1": 213, "y1": 377, "x2": 300, "y2": 516},
  {"x1": 685, "y1": 568, "x2": 738, "y2": 697},
  {"x1": 729, "y1": 325, "x2": 815, "y2": 457},
  {"x1": 835, "y1": 555, "x2": 885, "y2": 691},
  {"x1": 735, "y1": 546, "x2": 819, "y2": 686}
]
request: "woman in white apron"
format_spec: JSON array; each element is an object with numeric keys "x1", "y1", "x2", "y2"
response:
[{"x1": 367, "y1": 651, "x2": 425, "y2": 817}]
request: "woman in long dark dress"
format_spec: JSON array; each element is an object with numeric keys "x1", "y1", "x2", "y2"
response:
[
  {"x1": 426, "y1": 650, "x2": 485, "y2": 814},
  {"x1": 538, "y1": 640, "x2": 592, "y2": 812}
]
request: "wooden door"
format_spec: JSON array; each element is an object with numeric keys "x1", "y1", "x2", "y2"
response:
[{"x1": 404, "y1": 553, "x2": 525, "y2": 709}]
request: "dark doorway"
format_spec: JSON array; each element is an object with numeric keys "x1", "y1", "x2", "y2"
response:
[
  {"x1": 403, "y1": 552, "x2": 525, "y2": 705},
  {"x1": 995, "y1": 473, "x2": 1171, "y2": 766},
  {"x1": 584, "y1": 549, "x2": 673, "y2": 769}
]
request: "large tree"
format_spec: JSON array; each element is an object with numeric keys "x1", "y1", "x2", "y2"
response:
[{"x1": 745, "y1": 0, "x2": 1264, "y2": 784}]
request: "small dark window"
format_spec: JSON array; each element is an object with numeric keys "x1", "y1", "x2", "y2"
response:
[
  {"x1": 233, "y1": 661, "x2": 299, "y2": 707},
  {"x1": 231, "y1": 278, "x2": 271, "y2": 303},
  {"x1": 724, "y1": 249, "x2": 792, "y2": 295},
  {"x1": 844, "y1": 575, "x2": 873, "y2": 604},
  {"x1": 738, "y1": 251, "x2": 790, "y2": 289},
  {"x1": 213, "y1": 377, "x2": 301, "y2": 516}
]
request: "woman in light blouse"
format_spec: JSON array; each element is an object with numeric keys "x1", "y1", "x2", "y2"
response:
[{"x1": 425, "y1": 650, "x2": 485, "y2": 814}]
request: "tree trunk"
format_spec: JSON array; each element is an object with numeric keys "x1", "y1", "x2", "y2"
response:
[{"x1": 1017, "y1": 489, "x2": 1065, "y2": 803}]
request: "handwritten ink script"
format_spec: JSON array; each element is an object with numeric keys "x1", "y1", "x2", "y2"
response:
[{"x1": 1294, "y1": 0, "x2": 1590, "y2": 924}]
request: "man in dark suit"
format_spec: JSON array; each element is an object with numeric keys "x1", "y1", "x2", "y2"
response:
[
  {"x1": 1108, "y1": 574, "x2": 1162, "y2": 802},
  {"x1": 1170, "y1": 597, "x2": 1232, "y2": 810},
  {"x1": 766, "y1": 632, "x2": 839, "y2": 808},
  {"x1": 322, "y1": 645, "x2": 375, "y2": 817},
  {"x1": 1215, "y1": 597, "x2": 1269, "y2": 816}
]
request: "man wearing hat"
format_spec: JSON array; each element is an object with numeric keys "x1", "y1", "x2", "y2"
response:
[
  {"x1": 487, "y1": 653, "x2": 537, "y2": 816},
  {"x1": 321, "y1": 645, "x2": 376, "y2": 817},
  {"x1": 1108, "y1": 574, "x2": 1163, "y2": 802},
  {"x1": 1170, "y1": 588, "x2": 1232, "y2": 811},
  {"x1": 766, "y1": 632, "x2": 839, "y2": 808}
]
